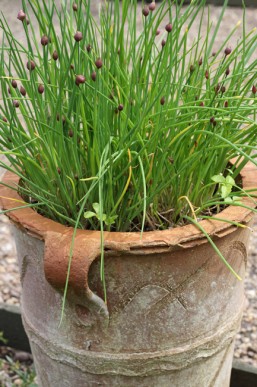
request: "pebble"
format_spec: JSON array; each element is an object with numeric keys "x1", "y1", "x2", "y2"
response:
[{"x1": 14, "y1": 379, "x2": 23, "y2": 385}]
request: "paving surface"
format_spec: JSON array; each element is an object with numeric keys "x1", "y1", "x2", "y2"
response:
[{"x1": 0, "y1": 0, "x2": 257, "y2": 369}]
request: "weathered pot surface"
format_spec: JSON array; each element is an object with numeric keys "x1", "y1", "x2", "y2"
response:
[{"x1": 0, "y1": 162, "x2": 256, "y2": 387}]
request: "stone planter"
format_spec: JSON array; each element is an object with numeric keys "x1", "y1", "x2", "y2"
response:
[{"x1": 0, "y1": 162, "x2": 256, "y2": 387}]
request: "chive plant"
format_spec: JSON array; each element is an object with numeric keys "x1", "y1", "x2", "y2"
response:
[{"x1": 1, "y1": 0, "x2": 257, "y2": 232}]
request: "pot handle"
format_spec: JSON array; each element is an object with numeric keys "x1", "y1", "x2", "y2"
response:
[{"x1": 43, "y1": 230, "x2": 109, "y2": 320}]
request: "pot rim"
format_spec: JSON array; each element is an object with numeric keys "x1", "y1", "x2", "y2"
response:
[{"x1": 0, "y1": 161, "x2": 257, "y2": 250}]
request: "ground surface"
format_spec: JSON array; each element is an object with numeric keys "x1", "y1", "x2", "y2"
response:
[{"x1": 0, "y1": 0, "x2": 257, "y2": 383}]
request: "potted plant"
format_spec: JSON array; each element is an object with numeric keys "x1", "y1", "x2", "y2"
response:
[{"x1": 0, "y1": 0, "x2": 257, "y2": 385}]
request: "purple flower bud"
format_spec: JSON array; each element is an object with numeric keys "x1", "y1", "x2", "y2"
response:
[
  {"x1": 17, "y1": 10, "x2": 26, "y2": 22},
  {"x1": 11, "y1": 80, "x2": 17, "y2": 89},
  {"x1": 70, "y1": 64, "x2": 75, "y2": 70},
  {"x1": 41, "y1": 35, "x2": 49, "y2": 46},
  {"x1": 156, "y1": 29, "x2": 161, "y2": 36},
  {"x1": 214, "y1": 83, "x2": 220, "y2": 94},
  {"x1": 161, "y1": 39, "x2": 166, "y2": 48},
  {"x1": 68, "y1": 129, "x2": 74, "y2": 137},
  {"x1": 225, "y1": 67, "x2": 230, "y2": 76},
  {"x1": 52, "y1": 50, "x2": 58, "y2": 61},
  {"x1": 26, "y1": 60, "x2": 36, "y2": 71},
  {"x1": 74, "y1": 31, "x2": 83, "y2": 42},
  {"x1": 38, "y1": 84, "x2": 45, "y2": 94},
  {"x1": 142, "y1": 6, "x2": 150, "y2": 17},
  {"x1": 91, "y1": 71, "x2": 97, "y2": 82},
  {"x1": 198, "y1": 57, "x2": 203, "y2": 66},
  {"x1": 212, "y1": 52, "x2": 216, "y2": 57},
  {"x1": 221, "y1": 86, "x2": 226, "y2": 94},
  {"x1": 210, "y1": 116, "x2": 215, "y2": 124},
  {"x1": 13, "y1": 100, "x2": 20, "y2": 108},
  {"x1": 75, "y1": 74, "x2": 86, "y2": 85},
  {"x1": 190, "y1": 64, "x2": 195, "y2": 73},
  {"x1": 86, "y1": 44, "x2": 92, "y2": 53},
  {"x1": 200, "y1": 101, "x2": 204, "y2": 107},
  {"x1": 205, "y1": 70, "x2": 209, "y2": 80},
  {"x1": 224, "y1": 100, "x2": 228, "y2": 108},
  {"x1": 149, "y1": 2, "x2": 156, "y2": 11},
  {"x1": 20, "y1": 86, "x2": 26, "y2": 96},
  {"x1": 95, "y1": 58, "x2": 103, "y2": 69},
  {"x1": 118, "y1": 104, "x2": 124, "y2": 111},
  {"x1": 252, "y1": 85, "x2": 257, "y2": 95},
  {"x1": 160, "y1": 96, "x2": 165, "y2": 105},
  {"x1": 165, "y1": 23, "x2": 172, "y2": 33},
  {"x1": 57, "y1": 167, "x2": 61, "y2": 175},
  {"x1": 224, "y1": 47, "x2": 232, "y2": 56},
  {"x1": 72, "y1": 3, "x2": 78, "y2": 11},
  {"x1": 56, "y1": 114, "x2": 66, "y2": 123},
  {"x1": 2, "y1": 117, "x2": 8, "y2": 123}
]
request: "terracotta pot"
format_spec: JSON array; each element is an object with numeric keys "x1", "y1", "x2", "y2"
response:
[{"x1": 0, "y1": 163, "x2": 256, "y2": 387}]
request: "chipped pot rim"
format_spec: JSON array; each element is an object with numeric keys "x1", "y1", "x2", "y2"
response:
[{"x1": 0, "y1": 161, "x2": 257, "y2": 250}]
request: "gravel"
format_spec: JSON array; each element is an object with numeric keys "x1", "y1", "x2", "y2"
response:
[{"x1": 0, "y1": 0, "x2": 257, "y2": 375}]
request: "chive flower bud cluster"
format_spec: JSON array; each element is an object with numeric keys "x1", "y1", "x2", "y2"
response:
[
  {"x1": 17, "y1": 10, "x2": 26, "y2": 21},
  {"x1": 149, "y1": 2, "x2": 156, "y2": 11},
  {"x1": 17, "y1": 10, "x2": 29, "y2": 25},
  {"x1": 27, "y1": 60, "x2": 36, "y2": 71},
  {"x1": 13, "y1": 100, "x2": 19, "y2": 108},
  {"x1": 224, "y1": 47, "x2": 232, "y2": 56},
  {"x1": 11, "y1": 80, "x2": 17, "y2": 88},
  {"x1": 74, "y1": 31, "x2": 83, "y2": 42},
  {"x1": 210, "y1": 116, "x2": 217, "y2": 126},
  {"x1": 38, "y1": 84, "x2": 45, "y2": 94},
  {"x1": 20, "y1": 86, "x2": 26, "y2": 96},
  {"x1": 142, "y1": 6, "x2": 149, "y2": 17},
  {"x1": 75, "y1": 75, "x2": 86, "y2": 85},
  {"x1": 41, "y1": 35, "x2": 49, "y2": 46},
  {"x1": 95, "y1": 58, "x2": 103, "y2": 69},
  {"x1": 56, "y1": 114, "x2": 66, "y2": 123},
  {"x1": 214, "y1": 84, "x2": 220, "y2": 94},
  {"x1": 165, "y1": 23, "x2": 172, "y2": 33},
  {"x1": 52, "y1": 50, "x2": 58, "y2": 61}
]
